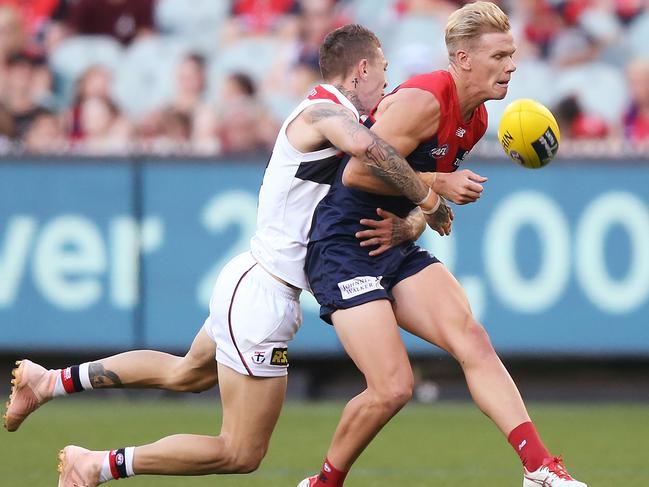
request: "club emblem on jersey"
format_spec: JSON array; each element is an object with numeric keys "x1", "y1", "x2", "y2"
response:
[
  {"x1": 429, "y1": 144, "x2": 449, "y2": 159},
  {"x1": 251, "y1": 351, "x2": 266, "y2": 364},
  {"x1": 455, "y1": 127, "x2": 466, "y2": 138}
]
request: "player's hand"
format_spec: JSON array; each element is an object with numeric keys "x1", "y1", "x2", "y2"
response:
[
  {"x1": 433, "y1": 169, "x2": 487, "y2": 205},
  {"x1": 356, "y1": 208, "x2": 415, "y2": 256},
  {"x1": 424, "y1": 198, "x2": 454, "y2": 236}
]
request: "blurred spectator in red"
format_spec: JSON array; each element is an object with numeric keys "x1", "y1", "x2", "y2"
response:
[
  {"x1": 1, "y1": 0, "x2": 58, "y2": 52},
  {"x1": 614, "y1": 0, "x2": 645, "y2": 25},
  {"x1": 1, "y1": 52, "x2": 47, "y2": 138},
  {"x1": 23, "y1": 110, "x2": 67, "y2": 153},
  {"x1": 222, "y1": 0, "x2": 299, "y2": 45},
  {"x1": 65, "y1": 0, "x2": 155, "y2": 45},
  {"x1": 76, "y1": 96, "x2": 133, "y2": 154},
  {"x1": 67, "y1": 65, "x2": 113, "y2": 140},
  {"x1": 555, "y1": 94, "x2": 609, "y2": 139},
  {"x1": 171, "y1": 53, "x2": 207, "y2": 117},
  {"x1": 623, "y1": 57, "x2": 649, "y2": 142}
]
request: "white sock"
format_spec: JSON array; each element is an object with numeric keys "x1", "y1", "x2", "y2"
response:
[
  {"x1": 51, "y1": 363, "x2": 93, "y2": 397},
  {"x1": 52, "y1": 371, "x2": 66, "y2": 397},
  {"x1": 78, "y1": 363, "x2": 93, "y2": 390},
  {"x1": 99, "y1": 447, "x2": 136, "y2": 482}
]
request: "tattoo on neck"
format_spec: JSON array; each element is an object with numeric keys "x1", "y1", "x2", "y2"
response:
[{"x1": 335, "y1": 84, "x2": 365, "y2": 114}]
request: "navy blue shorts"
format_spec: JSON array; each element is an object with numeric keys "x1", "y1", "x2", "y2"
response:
[{"x1": 305, "y1": 236, "x2": 440, "y2": 324}]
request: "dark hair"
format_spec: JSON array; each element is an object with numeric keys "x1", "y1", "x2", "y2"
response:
[
  {"x1": 319, "y1": 24, "x2": 381, "y2": 81},
  {"x1": 229, "y1": 72, "x2": 256, "y2": 97}
]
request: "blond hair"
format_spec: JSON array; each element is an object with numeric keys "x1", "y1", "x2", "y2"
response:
[{"x1": 445, "y1": 1, "x2": 510, "y2": 57}]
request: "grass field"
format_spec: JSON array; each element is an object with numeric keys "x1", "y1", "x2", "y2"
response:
[{"x1": 2, "y1": 398, "x2": 647, "y2": 486}]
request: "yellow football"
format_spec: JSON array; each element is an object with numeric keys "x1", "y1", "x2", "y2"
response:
[{"x1": 498, "y1": 99, "x2": 561, "y2": 169}]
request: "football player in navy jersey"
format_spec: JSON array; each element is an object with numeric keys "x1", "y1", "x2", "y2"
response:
[{"x1": 300, "y1": 3, "x2": 586, "y2": 487}]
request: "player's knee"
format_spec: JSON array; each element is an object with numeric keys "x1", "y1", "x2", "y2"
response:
[
  {"x1": 374, "y1": 373, "x2": 414, "y2": 412},
  {"x1": 457, "y1": 320, "x2": 496, "y2": 363},
  {"x1": 223, "y1": 447, "x2": 265, "y2": 473}
]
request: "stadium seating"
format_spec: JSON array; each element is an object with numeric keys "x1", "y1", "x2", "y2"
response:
[
  {"x1": 112, "y1": 36, "x2": 194, "y2": 117},
  {"x1": 49, "y1": 36, "x2": 123, "y2": 104}
]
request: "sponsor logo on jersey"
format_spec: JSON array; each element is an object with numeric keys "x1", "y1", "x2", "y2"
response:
[
  {"x1": 270, "y1": 348, "x2": 289, "y2": 366},
  {"x1": 338, "y1": 276, "x2": 384, "y2": 299},
  {"x1": 251, "y1": 351, "x2": 266, "y2": 364},
  {"x1": 429, "y1": 144, "x2": 449, "y2": 159},
  {"x1": 531, "y1": 127, "x2": 559, "y2": 163},
  {"x1": 455, "y1": 127, "x2": 466, "y2": 138}
]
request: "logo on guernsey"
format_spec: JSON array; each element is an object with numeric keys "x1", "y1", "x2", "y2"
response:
[
  {"x1": 338, "y1": 276, "x2": 383, "y2": 299},
  {"x1": 251, "y1": 351, "x2": 265, "y2": 364},
  {"x1": 456, "y1": 127, "x2": 466, "y2": 137},
  {"x1": 429, "y1": 144, "x2": 449, "y2": 159},
  {"x1": 116, "y1": 453, "x2": 125, "y2": 466}
]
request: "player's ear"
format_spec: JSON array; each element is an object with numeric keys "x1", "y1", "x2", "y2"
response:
[
  {"x1": 358, "y1": 59, "x2": 369, "y2": 80},
  {"x1": 455, "y1": 50, "x2": 471, "y2": 71}
]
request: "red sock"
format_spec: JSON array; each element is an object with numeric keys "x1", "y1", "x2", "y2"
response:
[
  {"x1": 313, "y1": 457, "x2": 347, "y2": 487},
  {"x1": 508, "y1": 421, "x2": 551, "y2": 471}
]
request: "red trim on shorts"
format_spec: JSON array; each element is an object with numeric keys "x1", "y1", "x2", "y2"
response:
[{"x1": 227, "y1": 263, "x2": 258, "y2": 376}]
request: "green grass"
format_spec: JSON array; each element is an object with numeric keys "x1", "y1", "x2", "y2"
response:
[{"x1": 2, "y1": 399, "x2": 647, "y2": 486}]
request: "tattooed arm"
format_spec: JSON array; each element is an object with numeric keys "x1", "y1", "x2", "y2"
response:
[
  {"x1": 303, "y1": 102, "x2": 440, "y2": 212},
  {"x1": 356, "y1": 207, "x2": 427, "y2": 256}
]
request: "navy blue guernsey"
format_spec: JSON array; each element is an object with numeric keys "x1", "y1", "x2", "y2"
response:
[{"x1": 309, "y1": 70, "x2": 488, "y2": 244}]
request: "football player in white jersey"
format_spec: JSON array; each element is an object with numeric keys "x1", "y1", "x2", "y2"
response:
[{"x1": 5, "y1": 25, "x2": 468, "y2": 486}]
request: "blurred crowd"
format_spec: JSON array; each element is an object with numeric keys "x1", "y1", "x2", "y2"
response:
[{"x1": 0, "y1": 0, "x2": 648, "y2": 157}]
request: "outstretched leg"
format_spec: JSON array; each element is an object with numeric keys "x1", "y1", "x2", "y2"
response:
[
  {"x1": 391, "y1": 263, "x2": 586, "y2": 486},
  {"x1": 57, "y1": 363, "x2": 287, "y2": 486},
  {"x1": 4, "y1": 328, "x2": 217, "y2": 432}
]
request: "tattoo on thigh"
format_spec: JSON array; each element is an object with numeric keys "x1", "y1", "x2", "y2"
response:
[{"x1": 88, "y1": 363, "x2": 124, "y2": 388}]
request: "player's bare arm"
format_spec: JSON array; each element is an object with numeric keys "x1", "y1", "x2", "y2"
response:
[
  {"x1": 302, "y1": 102, "x2": 439, "y2": 211},
  {"x1": 343, "y1": 88, "x2": 488, "y2": 205}
]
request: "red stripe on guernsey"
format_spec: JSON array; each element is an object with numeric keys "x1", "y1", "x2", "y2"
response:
[
  {"x1": 228, "y1": 263, "x2": 258, "y2": 376},
  {"x1": 60, "y1": 367, "x2": 76, "y2": 394},
  {"x1": 307, "y1": 85, "x2": 342, "y2": 105},
  {"x1": 108, "y1": 450, "x2": 120, "y2": 480}
]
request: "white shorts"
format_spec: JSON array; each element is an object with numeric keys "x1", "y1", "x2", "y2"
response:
[{"x1": 203, "y1": 252, "x2": 302, "y2": 377}]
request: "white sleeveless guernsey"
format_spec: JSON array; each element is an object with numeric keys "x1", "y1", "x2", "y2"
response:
[{"x1": 250, "y1": 84, "x2": 359, "y2": 290}]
